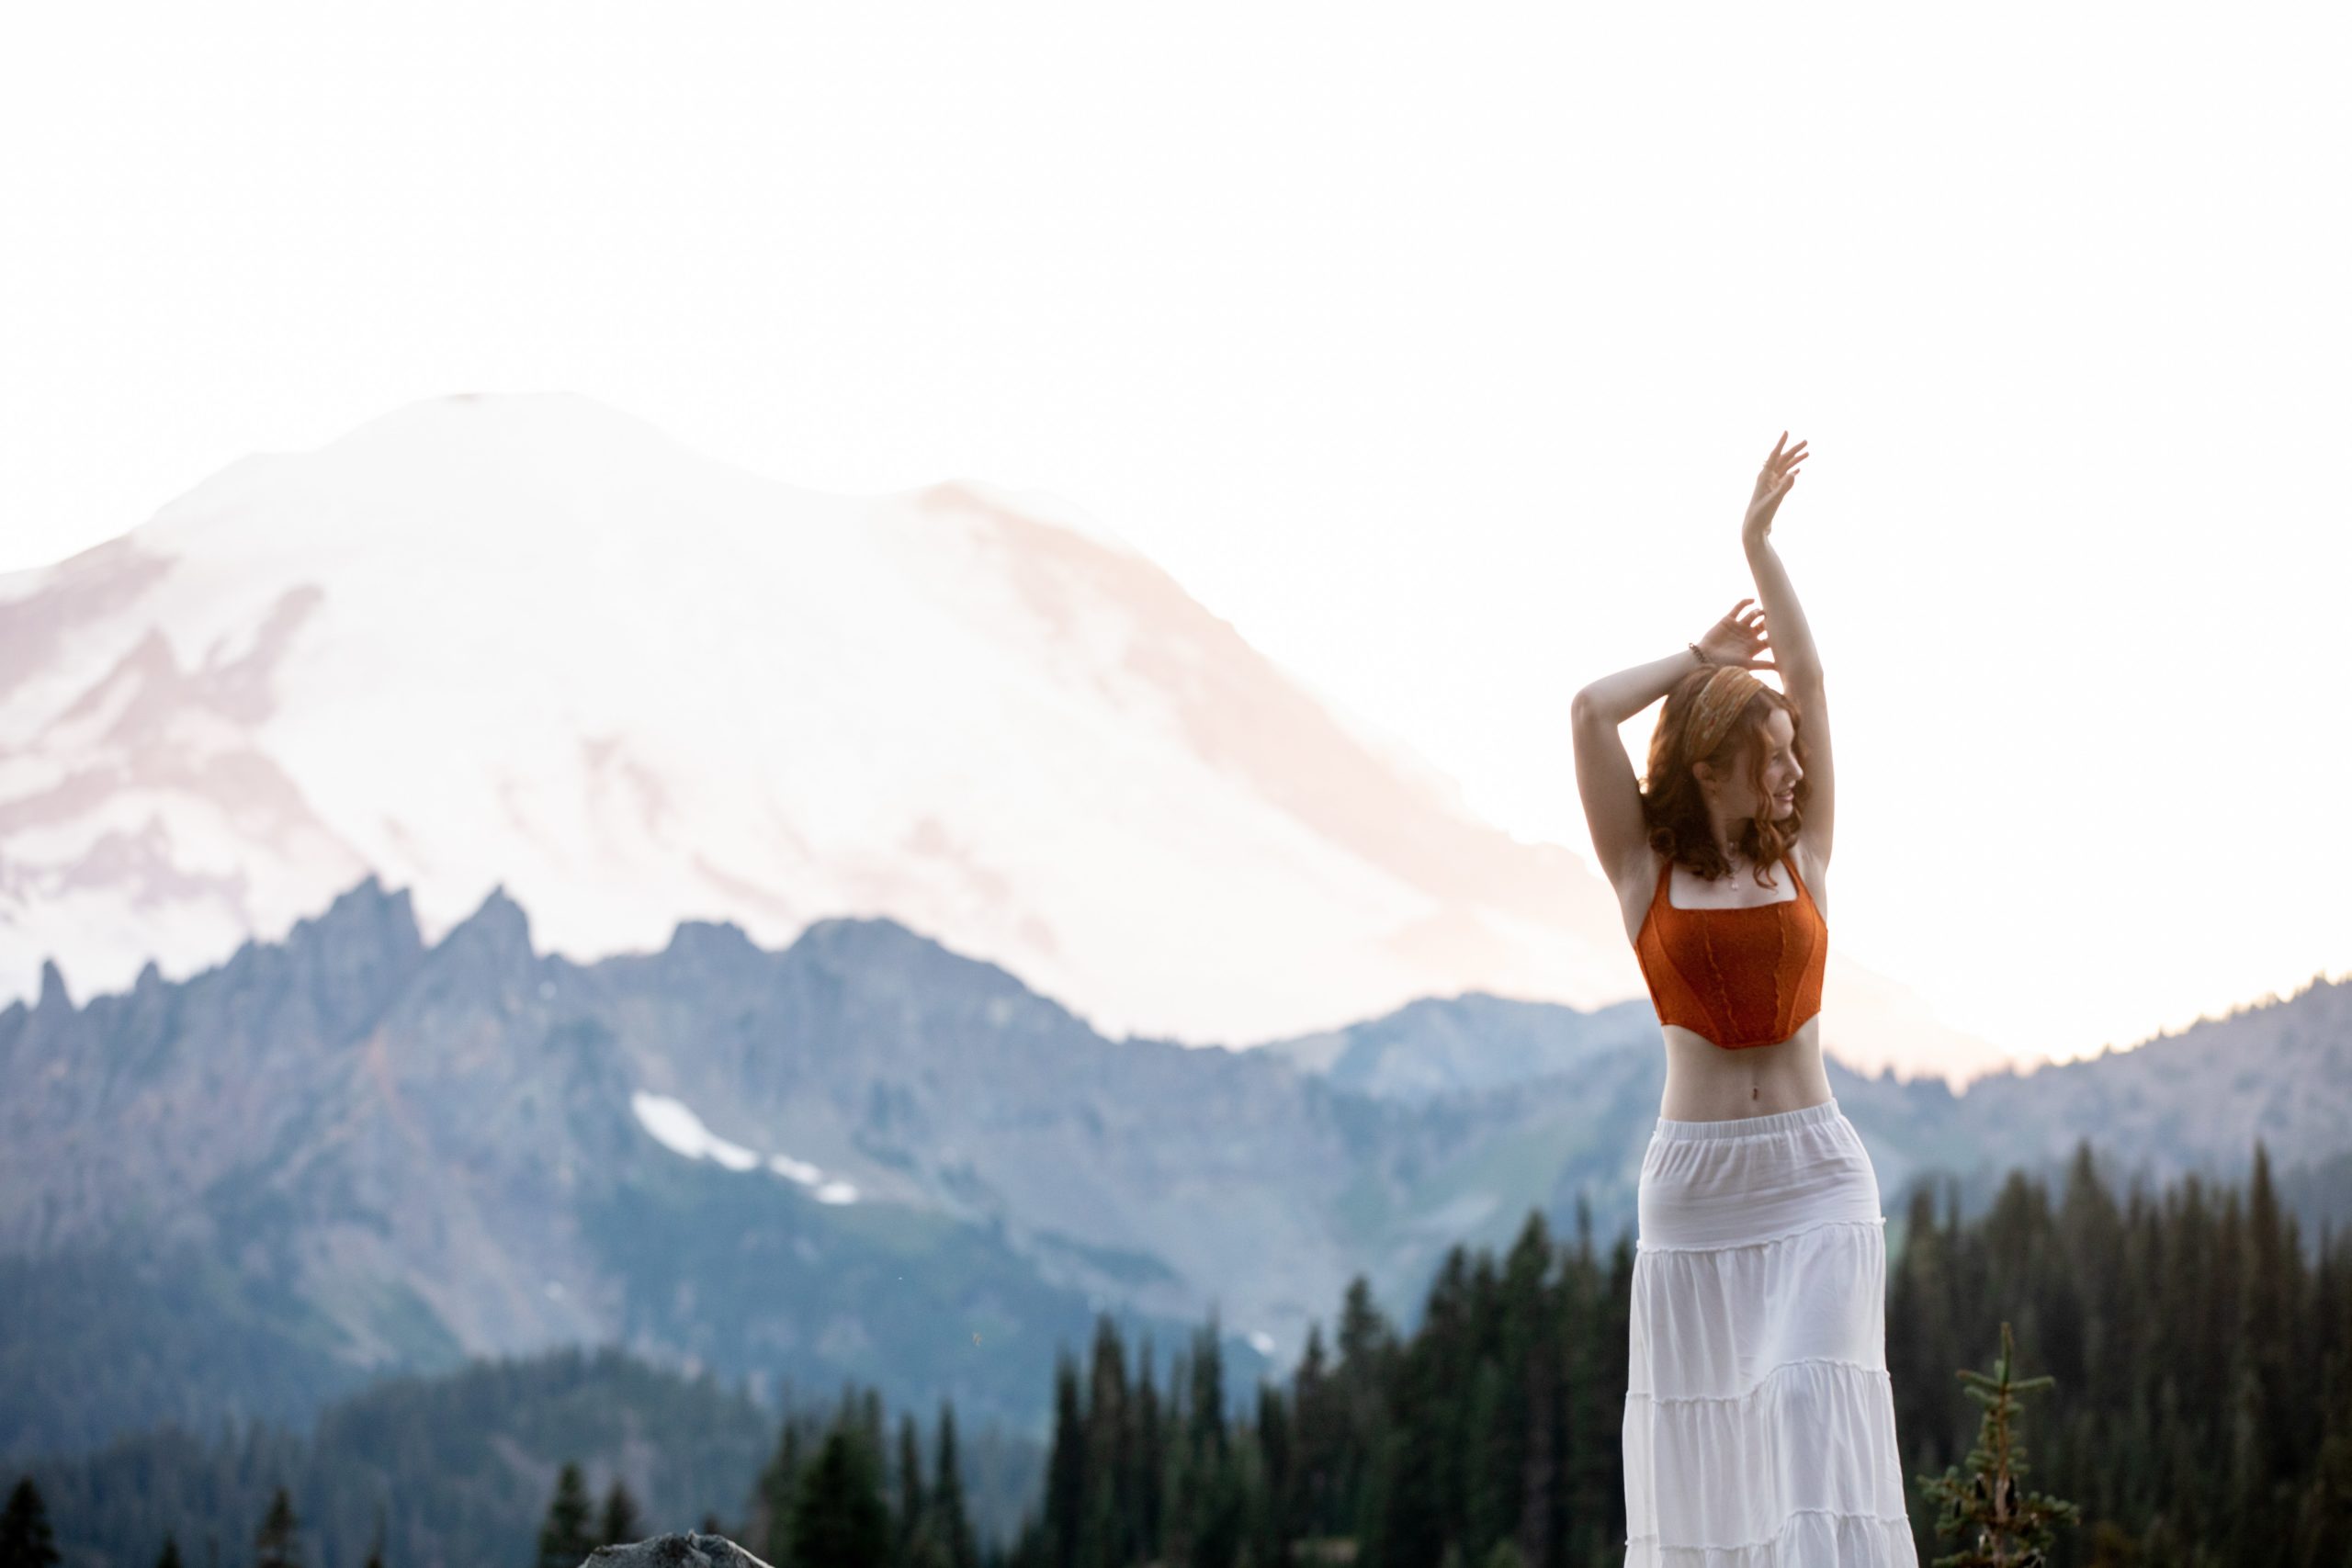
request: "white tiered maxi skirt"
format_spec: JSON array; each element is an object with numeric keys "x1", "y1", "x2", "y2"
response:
[{"x1": 1623, "y1": 1097, "x2": 1920, "y2": 1566}]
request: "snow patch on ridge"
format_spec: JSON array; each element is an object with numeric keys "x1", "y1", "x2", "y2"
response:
[{"x1": 630, "y1": 1090, "x2": 859, "y2": 1204}]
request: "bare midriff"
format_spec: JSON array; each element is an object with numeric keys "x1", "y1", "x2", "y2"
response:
[{"x1": 1658, "y1": 1016, "x2": 1834, "y2": 1120}]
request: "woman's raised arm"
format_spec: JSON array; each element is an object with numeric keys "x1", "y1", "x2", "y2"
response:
[
  {"x1": 1572, "y1": 602, "x2": 1775, "y2": 884},
  {"x1": 1740, "y1": 433, "x2": 1835, "y2": 863},
  {"x1": 1739, "y1": 434, "x2": 1824, "y2": 688}
]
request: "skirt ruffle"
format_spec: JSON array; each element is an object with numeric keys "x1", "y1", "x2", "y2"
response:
[{"x1": 1623, "y1": 1098, "x2": 1918, "y2": 1566}]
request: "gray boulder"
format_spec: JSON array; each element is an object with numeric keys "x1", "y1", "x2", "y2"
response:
[{"x1": 586, "y1": 1534, "x2": 773, "y2": 1568}]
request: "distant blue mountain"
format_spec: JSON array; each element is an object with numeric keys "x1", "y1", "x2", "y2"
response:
[{"x1": 3, "y1": 871, "x2": 2343, "y2": 1471}]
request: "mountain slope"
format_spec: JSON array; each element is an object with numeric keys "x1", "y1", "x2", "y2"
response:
[
  {"x1": 0, "y1": 393, "x2": 1616, "y2": 1046},
  {"x1": 0, "y1": 874, "x2": 1296, "y2": 1460},
  {"x1": 0, "y1": 390, "x2": 1983, "y2": 1080}
]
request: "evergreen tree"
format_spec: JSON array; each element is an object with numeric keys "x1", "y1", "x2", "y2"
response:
[
  {"x1": 597, "y1": 1476, "x2": 643, "y2": 1547},
  {"x1": 1042, "y1": 1353, "x2": 1085, "y2": 1568},
  {"x1": 791, "y1": 1426, "x2": 892, "y2": 1568},
  {"x1": 156, "y1": 1533, "x2": 186, "y2": 1568},
  {"x1": 1289, "y1": 1322, "x2": 1341, "y2": 1540},
  {"x1": 2229, "y1": 1142, "x2": 2302, "y2": 1564},
  {"x1": 932, "y1": 1403, "x2": 980, "y2": 1568},
  {"x1": 896, "y1": 1411, "x2": 928, "y2": 1566},
  {"x1": 536, "y1": 1462, "x2": 597, "y2": 1568},
  {"x1": 1250, "y1": 1382, "x2": 1293, "y2": 1568},
  {"x1": 755, "y1": 1416, "x2": 807, "y2": 1568},
  {"x1": 2296, "y1": 1398, "x2": 2352, "y2": 1564},
  {"x1": 1916, "y1": 1321, "x2": 2080, "y2": 1567},
  {"x1": 1169, "y1": 1323, "x2": 1244, "y2": 1568},
  {"x1": 1080, "y1": 1314, "x2": 1132, "y2": 1568},
  {"x1": 1495, "y1": 1212, "x2": 1550, "y2": 1568},
  {"x1": 1333, "y1": 1273, "x2": 1395, "y2": 1509},
  {"x1": 1351, "y1": 1427, "x2": 1401, "y2": 1568},
  {"x1": 1189, "y1": 1314, "x2": 1227, "y2": 1461},
  {"x1": 253, "y1": 1486, "x2": 302, "y2": 1568},
  {"x1": 0, "y1": 1478, "x2": 62, "y2": 1568},
  {"x1": 1133, "y1": 1337, "x2": 1162, "y2": 1561},
  {"x1": 1463, "y1": 1357, "x2": 1510, "y2": 1562}
]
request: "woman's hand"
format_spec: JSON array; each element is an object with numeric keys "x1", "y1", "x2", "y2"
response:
[
  {"x1": 1741, "y1": 432, "x2": 1808, "y2": 544},
  {"x1": 1696, "y1": 598, "x2": 1775, "y2": 671}
]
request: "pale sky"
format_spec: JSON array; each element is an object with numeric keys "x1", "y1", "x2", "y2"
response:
[{"x1": 4, "y1": 2, "x2": 2346, "y2": 1072}]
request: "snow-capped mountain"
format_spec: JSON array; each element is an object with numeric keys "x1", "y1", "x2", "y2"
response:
[
  {"x1": 0, "y1": 391, "x2": 1634, "y2": 1046},
  {"x1": 0, "y1": 391, "x2": 2006, "y2": 1079}
]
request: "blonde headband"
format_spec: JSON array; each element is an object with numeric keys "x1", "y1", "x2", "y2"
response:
[{"x1": 1683, "y1": 664, "x2": 1765, "y2": 764}]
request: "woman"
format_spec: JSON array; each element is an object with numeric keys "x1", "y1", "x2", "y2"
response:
[{"x1": 1569, "y1": 434, "x2": 1918, "y2": 1565}]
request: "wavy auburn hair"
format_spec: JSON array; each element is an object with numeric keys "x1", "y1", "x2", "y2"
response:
[{"x1": 1640, "y1": 666, "x2": 1810, "y2": 890}]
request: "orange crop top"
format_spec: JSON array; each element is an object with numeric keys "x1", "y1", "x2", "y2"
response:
[{"x1": 1634, "y1": 851, "x2": 1827, "y2": 1050}]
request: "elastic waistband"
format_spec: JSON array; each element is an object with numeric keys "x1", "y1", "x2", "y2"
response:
[{"x1": 1652, "y1": 1096, "x2": 1842, "y2": 1142}]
